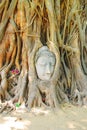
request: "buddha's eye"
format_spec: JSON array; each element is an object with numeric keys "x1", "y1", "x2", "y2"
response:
[
  {"x1": 50, "y1": 62, "x2": 55, "y2": 66},
  {"x1": 49, "y1": 58, "x2": 55, "y2": 66},
  {"x1": 39, "y1": 63, "x2": 46, "y2": 66}
]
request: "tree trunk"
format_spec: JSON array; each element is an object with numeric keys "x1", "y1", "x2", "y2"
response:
[{"x1": 0, "y1": 0, "x2": 87, "y2": 112}]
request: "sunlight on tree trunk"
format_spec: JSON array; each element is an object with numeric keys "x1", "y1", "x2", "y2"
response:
[{"x1": 0, "y1": 0, "x2": 87, "y2": 113}]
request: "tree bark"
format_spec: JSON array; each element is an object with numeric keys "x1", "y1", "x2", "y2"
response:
[{"x1": 0, "y1": 0, "x2": 86, "y2": 112}]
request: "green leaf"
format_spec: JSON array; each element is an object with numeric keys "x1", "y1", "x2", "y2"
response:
[{"x1": 15, "y1": 103, "x2": 21, "y2": 107}]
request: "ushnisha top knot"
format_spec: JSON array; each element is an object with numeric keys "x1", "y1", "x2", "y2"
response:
[{"x1": 35, "y1": 46, "x2": 56, "y2": 63}]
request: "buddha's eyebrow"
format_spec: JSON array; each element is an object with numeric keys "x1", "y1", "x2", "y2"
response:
[{"x1": 40, "y1": 61, "x2": 47, "y2": 65}]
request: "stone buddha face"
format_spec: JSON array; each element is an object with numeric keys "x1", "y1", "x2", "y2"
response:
[{"x1": 35, "y1": 46, "x2": 56, "y2": 81}]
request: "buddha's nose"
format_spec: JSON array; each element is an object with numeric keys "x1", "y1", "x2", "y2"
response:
[{"x1": 46, "y1": 64, "x2": 51, "y2": 74}]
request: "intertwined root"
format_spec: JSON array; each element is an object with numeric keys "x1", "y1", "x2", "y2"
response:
[{"x1": 0, "y1": 0, "x2": 86, "y2": 113}]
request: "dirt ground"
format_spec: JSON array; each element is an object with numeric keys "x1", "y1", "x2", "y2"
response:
[{"x1": 0, "y1": 103, "x2": 87, "y2": 130}]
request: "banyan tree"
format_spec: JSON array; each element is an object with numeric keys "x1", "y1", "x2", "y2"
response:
[{"x1": 0, "y1": 0, "x2": 87, "y2": 112}]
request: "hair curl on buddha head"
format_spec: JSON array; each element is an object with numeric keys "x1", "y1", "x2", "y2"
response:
[{"x1": 35, "y1": 46, "x2": 56, "y2": 63}]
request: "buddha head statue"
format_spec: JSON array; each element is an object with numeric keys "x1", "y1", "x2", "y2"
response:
[{"x1": 35, "y1": 46, "x2": 56, "y2": 81}]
